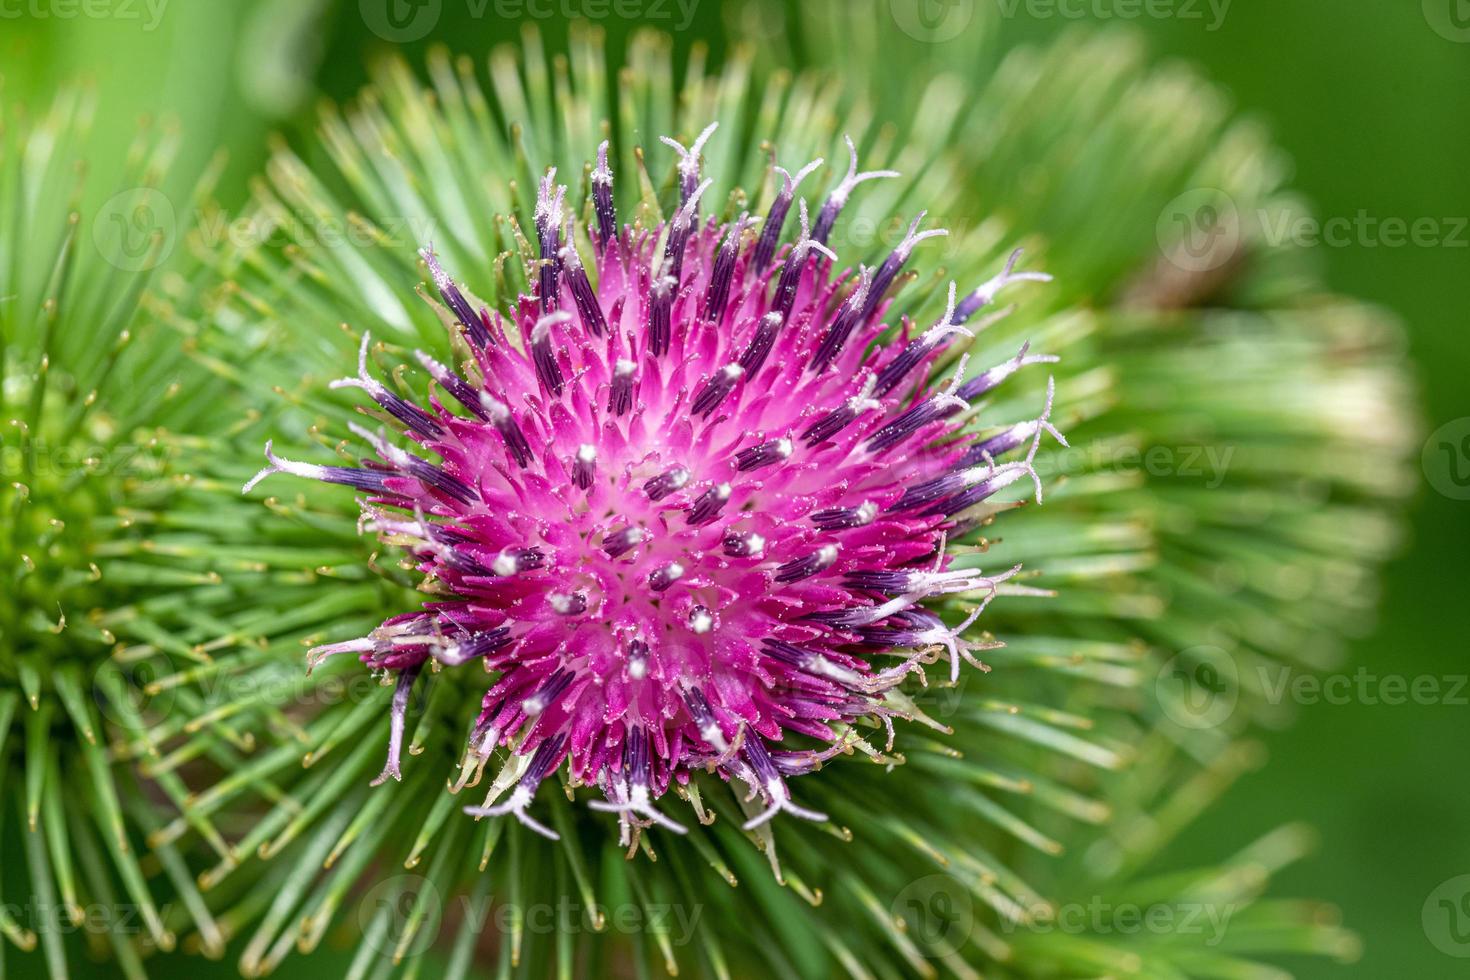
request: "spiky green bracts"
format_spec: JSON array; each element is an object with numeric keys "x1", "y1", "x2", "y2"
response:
[
  {"x1": 0, "y1": 85, "x2": 244, "y2": 976},
  {"x1": 133, "y1": 19, "x2": 1412, "y2": 980}
]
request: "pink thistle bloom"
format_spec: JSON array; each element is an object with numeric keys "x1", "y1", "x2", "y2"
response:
[{"x1": 245, "y1": 128, "x2": 1062, "y2": 841}]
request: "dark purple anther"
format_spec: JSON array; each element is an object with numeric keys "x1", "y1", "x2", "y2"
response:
[
  {"x1": 760, "y1": 638, "x2": 813, "y2": 669},
  {"x1": 953, "y1": 342, "x2": 1059, "y2": 402},
  {"x1": 626, "y1": 639, "x2": 650, "y2": 679},
  {"x1": 738, "y1": 312, "x2": 784, "y2": 378},
  {"x1": 872, "y1": 284, "x2": 967, "y2": 398},
  {"x1": 350, "y1": 422, "x2": 477, "y2": 505},
  {"x1": 686, "y1": 482, "x2": 732, "y2": 526},
  {"x1": 772, "y1": 200, "x2": 837, "y2": 320},
  {"x1": 688, "y1": 605, "x2": 714, "y2": 633},
  {"x1": 644, "y1": 465, "x2": 690, "y2": 502},
  {"x1": 492, "y1": 547, "x2": 544, "y2": 576},
  {"x1": 661, "y1": 174, "x2": 713, "y2": 290},
  {"x1": 801, "y1": 375, "x2": 882, "y2": 446},
  {"x1": 925, "y1": 468, "x2": 1020, "y2": 519},
  {"x1": 647, "y1": 275, "x2": 676, "y2": 357},
  {"x1": 332, "y1": 334, "x2": 445, "y2": 439},
  {"x1": 774, "y1": 544, "x2": 838, "y2": 583},
  {"x1": 953, "y1": 249, "x2": 1052, "y2": 325},
  {"x1": 405, "y1": 457, "x2": 476, "y2": 505},
  {"x1": 370, "y1": 662, "x2": 423, "y2": 786},
  {"x1": 889, "y1": 470, "x2": 972, "y2": 512},
  {"x1": 683, "y1": 685, "x2": 727, "y2": 748},
  {"x1": 317, "y1": 465, "x2": 393, "y2": 495},
  {"x1": 561, "y1": 241, "x2": 607, "y2": 337},
  {"x1": 592, "y1": 141, "x2": 616, "y2": 250},
  {"x1": 859, "y1": 213, "x2": 947, "y2": 322},
  {"x1": 625, "y1": 726, "x2": 651, "y2": 786},
  {"x1": 734, "y1": 436, "x2": 794, "y2": 472},
  {"x1": 571, "y1": 444, "x2": 596, "y2": 490},
  {"x1": 955, "y1": 427, "x2": 1029, "y2": 470},
  {"x1": 648, "y1": 561, "x2": 686, "y2": 592},
  {"x1": 842, "y1": 570, "x2": 915, "y2": 593},
  {"x1": 865, "y1": 401, "x2": 947, "y2": 454},
  {"x1": 602, "y1": 525, "x2": 646, "y2": 558},
  {"x1": 810, "y1": 501, "x2": 877, "y2": 530},
  {"x1": 690, "y1": 363, "x2": 744, "y2": 418},
  {"x1": 661, "y1": 122, "x2": 719, "y2": 208},
  {"x1": 863, "y1": 359, "x2": 971, "y2": 454},
  {"x1": 415, "y1": 350, "x2": 489, "y2": 421},
  {"x1": 722, "y1": 529, "x2": 766, "y2": 558},
  {"x1": 810, "y1": 267, "x2": 873, "y2": 373},
  {"x1": 609, "y1": 359, "x2": 637, "y2": 416},
  {"x1": 422, "y1": 248, "x2": 491, "y2": 348},
  {"x1": 521, "y1": 733, "x2": 568, "y2": 784},
  {"x1": 531, "y1": 311, "x2": 570, "y2": 397},
  {"x1": 812, "y1": 135, "x2": 899, "y2": 246},
  {"x1": 752, "y1": 157, "x2": 823, "y2": 272},
  {"x1": 701, "y1": 213, "x2": 749, "y2": 325},
  {"x1": 549, "y1": 592, "x2": 588, "y2": 615},
  {"x1": 480, "y1": 395, "x2": 533, "y2": 468},
  {"x1": 534, "y1": 171, "x2": 565, "y2": 315},
  {"x1": 453, "y1": 628, "x2": 514, "y2": 663},
  {"x1": 742, "y1": 736, "x2": 782, "y2": 784},
  {"x1": 856, "y1": 609, "x2": 941, "y2": 649},
  {"x1": 524, "y1": 668, "x2": 574, "y2": 715}
]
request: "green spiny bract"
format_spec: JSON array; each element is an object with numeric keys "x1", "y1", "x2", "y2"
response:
[
  {"x1": 133, "y1": 17, "x2": 1412, "y2": 980},
  {"x1": 0, "y1": 84, "x2": 241, "y2": 976}
]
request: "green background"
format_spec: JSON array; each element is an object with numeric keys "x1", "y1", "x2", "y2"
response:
[{"x1": 4, "y1": 0, "x2": 1466, "y2": 976}]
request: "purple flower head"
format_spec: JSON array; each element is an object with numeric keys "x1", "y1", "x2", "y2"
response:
[{"x1": 244, "y1": 127, "x2": 1063, "y2": 842}]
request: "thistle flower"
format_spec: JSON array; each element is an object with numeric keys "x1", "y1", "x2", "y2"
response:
[
  {"x1": 164, "y1": 18, "x2": 1412, "y2": 979},
  {"x1": 243, "y1": 120, "x2": 1063, "y2": 842}
]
